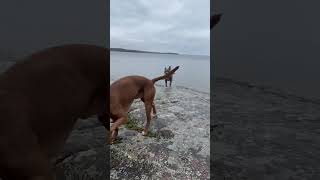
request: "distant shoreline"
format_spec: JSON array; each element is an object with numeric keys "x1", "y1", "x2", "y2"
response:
[{"x1": 110, "y1": 48, "x2": 179, "y2": 55}]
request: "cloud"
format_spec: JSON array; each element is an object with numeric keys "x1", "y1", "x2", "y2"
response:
[{"x1": 111, "y1": 0, "x2": 210, "y2": 55}]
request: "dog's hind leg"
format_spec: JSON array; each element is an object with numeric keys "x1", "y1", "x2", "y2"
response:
[
  {"x1": 151, "y1": 102, "x2": 157, "y2": 117},
  {"x1": 142, "y1": 102, "x2": 153, "y2": 136}
]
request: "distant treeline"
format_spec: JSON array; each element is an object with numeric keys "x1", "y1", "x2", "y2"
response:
[{"x1": 110, "y1": 48, "x2": 179, "y2": 55}]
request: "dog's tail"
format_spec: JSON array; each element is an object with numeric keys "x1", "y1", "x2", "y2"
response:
[{"x1": 152, "y1": 66, "x2": 179, "y2": 83}]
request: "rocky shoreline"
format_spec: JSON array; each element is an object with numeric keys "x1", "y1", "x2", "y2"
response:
[
  {"x1": 110, "y1": 84, "x2": 210, "y2": 179},
  {"x1": 0, "y1": 60, "x2": 210, "y2": 179},
  {"x1": 57, "y1": 84, "x2": 210, "y2": 179}
]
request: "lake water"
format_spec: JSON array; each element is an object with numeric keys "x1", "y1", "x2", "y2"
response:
[{"x1": 110, "y1": 51, "x2": 210, "y2": 93}]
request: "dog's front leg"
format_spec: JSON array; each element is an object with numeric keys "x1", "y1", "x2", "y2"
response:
[
  {"x1": 110, "y1": 116, "x2": 127, "y2": 143},
  {"x1": 111, "y1": 128, "x2": 119, "y2": 141}
]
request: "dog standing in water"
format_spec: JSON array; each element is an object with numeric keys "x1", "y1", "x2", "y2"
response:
[
  {"x1": 110, "y1": 66, "x2": 179, "y2": 143},
  {"x1": 0, "y1": 44, "x2": 109, "y2": 180},
  {"x1": 164, "y1": 66, "x2": 174, "y2": 87}
]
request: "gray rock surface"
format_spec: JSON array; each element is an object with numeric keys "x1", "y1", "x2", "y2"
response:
[
  {"x1": 212, "y1": 78, "x2": 320, "y2": 180},
  {"x1": 55, "y1": 118, "x2": 109, "y2": 180},
  {"x1": 110, "y1": 85, "x2": 210, "y2": 179},
  {"x1": 56, "y1": 84, "x2": 210, "y2": 180}
]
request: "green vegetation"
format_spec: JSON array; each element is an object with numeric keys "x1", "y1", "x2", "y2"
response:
[
  {"x1": 125, "y1": 115, "x2": 144, "y2": 132},
  {"x1": 125, "y1": 114, "x2": 158, "y2": 139},
  {"x1": 146, "y1": 131, "x2": 158, "y2": 138}
]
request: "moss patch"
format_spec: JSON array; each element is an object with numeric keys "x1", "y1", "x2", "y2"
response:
[
  {"x1": 125, "y1": 115, "x2": 144, "y2": 132},
  {"x1": 125, "y1": 114, "x2": 158, "y2": 139},
  {"x1": 146, "y1": 131, "x2": 158, "y2": 138}
]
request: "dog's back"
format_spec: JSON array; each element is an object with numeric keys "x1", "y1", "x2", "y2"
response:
[
  {"x1": 0, "y1": 44, "x2": 108, "y2": 179},
  {"x1": 111, "y1": 76, "x2": 151, "y2": 103}
]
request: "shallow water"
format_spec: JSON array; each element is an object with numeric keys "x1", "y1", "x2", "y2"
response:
[{"x1": 110, "y1": 51, "x2": 210, "y2": 93}]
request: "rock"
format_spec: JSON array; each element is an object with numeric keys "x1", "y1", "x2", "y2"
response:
[
  {"x1": 54, "y1": 84, "x2": 210, "y2": 179},
  {"x1": 55, "y1": 119, "x2": 109, "y2": 180},
  {"x1": 157, "y1": 129, "x2": 174, "y2": 139},
  {"x1": 111, "y1": 85, "x2": 210, "y2": 179}
]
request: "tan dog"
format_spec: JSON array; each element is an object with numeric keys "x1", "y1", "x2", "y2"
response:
[
  {"x1": 0, "y1": 44, "x2": 109, "y2": 180},
  {"x1": 110, "y1": 66, "x2": 179, "y2": 143}
]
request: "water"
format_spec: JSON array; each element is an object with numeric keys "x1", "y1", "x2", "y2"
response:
[{"x1": 110, "y1": 51, "x2": 210, "y2": 93}]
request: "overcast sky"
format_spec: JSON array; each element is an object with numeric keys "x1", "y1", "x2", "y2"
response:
[{"x1": 111, "y1": 0, "x2": 210, "y2": 56}]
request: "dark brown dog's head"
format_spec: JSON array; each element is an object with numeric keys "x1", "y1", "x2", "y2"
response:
[
  {"x1": 164, "y1": 66, "x2": 172, "y2": 79},
  {"x1": 164, "y1": 66, "x2": 171, "y2": 74}
]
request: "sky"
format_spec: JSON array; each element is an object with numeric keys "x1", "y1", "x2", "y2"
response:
[{"x1": 111, "y1": 0, "x2": 210, "y2": 56}]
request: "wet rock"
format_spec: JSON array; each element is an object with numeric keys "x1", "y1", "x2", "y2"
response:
[{"x1": 157, "y1": 129, "x2": 175, "y2": 139}]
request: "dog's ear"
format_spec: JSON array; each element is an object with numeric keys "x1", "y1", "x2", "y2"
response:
[
  {"x1": 211, "y1": 13, "x2": 222, "y2": 29},
  {"x1": 172, "y1": 66, "x2": 179, "y2": 71}
]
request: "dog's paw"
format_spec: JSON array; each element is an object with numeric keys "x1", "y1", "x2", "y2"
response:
[
  {"x1": 141, "y1": 131, "x2": 148, "y2": 136},
  {"x1": 151, "y1": 114, "x2": 158, "y2": 118}
]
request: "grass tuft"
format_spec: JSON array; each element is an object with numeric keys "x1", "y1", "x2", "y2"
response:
[
  {"x1": 125, "y1": 115, "x2": 144, "y2": 132},
  {"x1": 125, "y1": 114, "x2": 158, "y2": 138}
]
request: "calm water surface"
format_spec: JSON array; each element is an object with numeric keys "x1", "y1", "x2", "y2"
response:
[{"x1": 110, "y1": 51, "x2": 210, "y2": 93}]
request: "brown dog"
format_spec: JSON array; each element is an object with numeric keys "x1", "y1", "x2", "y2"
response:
[
  {"x1": 164, "y1": 66, "x2": 174, "y2": 87},
  {"x1": 110, "y1": 66, "x2": 179, "y2": 143},
  {"x1": 0, "y1": 44, "x2": 109, "y2": 180}
]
